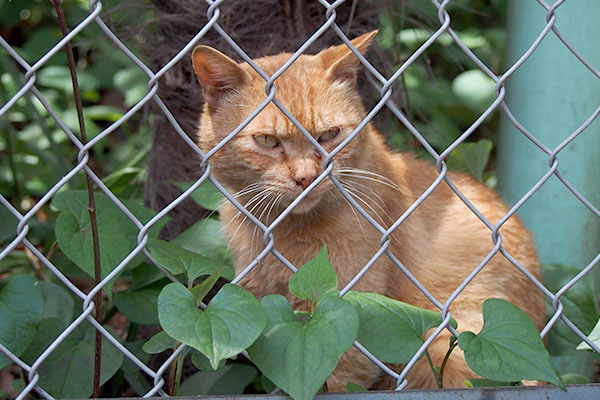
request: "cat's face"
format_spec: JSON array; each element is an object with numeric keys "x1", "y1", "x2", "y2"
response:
[{"x1": 193, "y1": 31, "x2": 377, "y2": 215}]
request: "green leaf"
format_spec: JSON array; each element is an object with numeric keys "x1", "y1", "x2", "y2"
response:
[
  {"x1": 346, "y1": 382, "x2": 368, "y2": 392},
  {"x1": 248, "y1": 295, "x2": 359, "y2": 400},
  {"x1": 38, "y1": 65, "x2": 99, "y2": 94},
  {"x1": 289, "y1": 245, "x2": 338, "y2": 305},
  {"x1": 158, "y1": 283, "x2": 266, "y2": 369},
  {"x1": 179, "y1": 364, "x2": 257, "y2": 396},
  {"x1": 447, "y1": 139, "x2": 493, "y2": 182},
  {"x1": 121, "y1": 340, "x2": 153, "y2": 396},
  {"x1": 542, "y1": 263, "x2": 598, "y2": 378},
  {"x1": 559, "y1": 373, "x2": 589, "y2": 385},
  {"x1": 576, "y1": 317, "x2": 600, "y2": 351},
  {"x1": 114, "y1": 280, "x2": 165, "y2": 325},
  {"x1": 467, "y1": 378, "x2": 521, "y2": 387},
  {"x1": 191, "y1": 350, "x2": 227, "y2": 371},
  {"x1": 0, "y1": 206, "x2": 18, "y2": 244},
  {"x1": 55, "y1": 212, "x2": 129, "y2": 298},
  {"x1": 130, "y1": 263, "x2": 168, "y2": 290},
  {"x1": 113, "y1": 66, "x2": 149, "y2": 107},
  {"x1": 149, "y1": 239, "x2": 234, "y2": 285},
  {"x1": 458, "y1": 298, "x2": 562, "y2": 388},
  {"x1": 84, "y1": 105, "x2": 124, "y2": 122},
  {"x1": 173, "y1": 180, "x2": 224, "y2": 211},
  {"x1": 417, "y1": 116, "x2": 462, "y2": 151},
  {"x1": 53, "y1": 190, "x2": 169, "y2": 297},
  {"x1": 20, "y1": 318, "x2": 66, "y2": 366},
  {"x1": 39, "y1": 281, "x2": 75, "y2": 326},
  {"x1": 120, "y1": 339, "x2": 151, "y2": 374},
  {"x1": 0, "y1": 275, "x2": 44, "y2": 368},
  {"x1": 142, "y1": 331, "x2": 176, "y2": 354},
  {"x1": 36, "y1": 324, "x2": 123, "y2": 399},
  {"x1": 451, "y1": 69, "x2": 496, "y2": 113},
  {"x1": 172, "y1": 218, "x2": 232, "y2": 263},
  {"x1": 344, "y1": 291, "x2": 452, "y2": 363},
  {"x1": 190, "y1": 267, "x2": 229, "y2": 306}
]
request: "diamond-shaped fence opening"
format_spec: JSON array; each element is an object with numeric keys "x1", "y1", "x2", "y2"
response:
[{"x1": 1, "y1": 0, "x2": 599, "y2": 398}]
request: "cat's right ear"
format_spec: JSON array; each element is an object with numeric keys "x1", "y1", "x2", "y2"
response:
[{"x1": 192, "y1": 46, "x2": 249, "y2": 107}]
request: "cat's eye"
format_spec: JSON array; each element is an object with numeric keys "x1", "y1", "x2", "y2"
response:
[
  {"x1": 253, "y1": 134, "x2": 280, "y2": 149},
  {"x1": 318, "y1": 128, "x2": 340, "y2": 143}
]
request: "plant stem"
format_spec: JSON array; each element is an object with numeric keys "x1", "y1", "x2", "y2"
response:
[
  {"x1": 424, "y1": 349, "x2": 443, "y2": 388},
  {"x1": 168, "y1": 357, "x2": 176, "y2": 396},
  {"x1": 52, "y1": 1, "x2": 103, "y2": 397},
  {"x1": 174, "y1": 352, "x2": 185, "y2": 396},
  {"x1": 439, "y1": 336, "x2": 458, "y2": 385},
  {"x1": 168, "y1": 343, "x2": 181, "y2": 396}
]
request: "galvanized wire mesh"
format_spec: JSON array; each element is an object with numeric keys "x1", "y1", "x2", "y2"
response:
[{"x1": 1, "y1": 0, "x2": 599, "y2": 398}]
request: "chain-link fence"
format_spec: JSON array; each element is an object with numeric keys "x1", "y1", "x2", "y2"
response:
[{"x1": 1, "y1": 0, "x2": 599, "y2": 398}]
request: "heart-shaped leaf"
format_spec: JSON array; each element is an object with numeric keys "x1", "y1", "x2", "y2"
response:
[
  {"x1": 53, "y1": 190, "x2": 169, "y2": 297},
  {"x1": 191, "y1": 351, "x2": 226, "y2": 371},
  {"x1": 39, "y1": 281, "x2": 75, "y2": 326},
  {"x1": 248, "y1": 295, "x2": 359, "y2": 400},
  {"x1": 458, "y1": 298, "x2": 562, "y2": 388},
  {"x1": 142, "y1": 331, "x2": 176, "y2": 354},
  {"x1": 344, "y1": 291, "x2": 454, "y2": 363},
  {"x1": 115, "y1": 279, "x2": 167, "y2": 325},
  {"x1": 172, "y1": 218, "x2": 232, "y2": 263},
  {"x1": 149, "y1": 239, "x2": 234, "y2": 285},
  {"x1": 289, "y1": 245, "x2": 338, "y2": 305},
  {"x1": 0, "y1": 275, "x2": 44, "y2": 368},
  {"x1": 55, "y1": 212, "x2": 129, "y2": 298},
  {"x1": 158, "y1": 283, "x2": 266, "y2": 369},
  {"x1": 35, "y1": 324, "x2": 123, "y2": 399}
]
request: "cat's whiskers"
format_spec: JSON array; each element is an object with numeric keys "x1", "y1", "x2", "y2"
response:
[
  {"x1": 341, "y1": 182, "x2": 388, "y2": 228},
  {"x1": 229, "y1": 186, "x2": 270, "y2": 225},
  {"x1": 250, "y1": 191, "x2": 281, "y2": 257},
  {"x1": 335, "y1": 167, "x2": 411, "y2": 198},
  {"x1": 227, "y1": 188, "x2": 273, "y2": 248},
  {"x1": 329, "y1": 185, "x2": 367, "y2": 238},
  {"x1": 341, "y1": 178, "x2": 393, "y2": 223},
  {"x1": 265, "y1": 193, "x2": 283, "y2": 227}
]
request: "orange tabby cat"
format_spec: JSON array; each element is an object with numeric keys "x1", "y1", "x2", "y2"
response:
[{"x1": 191, "y1": 31, "x2": 545, "y2": 390}]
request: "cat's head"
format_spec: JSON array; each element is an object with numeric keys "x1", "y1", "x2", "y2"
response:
[{"x1": 192, "y1": 31, "x2": 378, "y2": 215}]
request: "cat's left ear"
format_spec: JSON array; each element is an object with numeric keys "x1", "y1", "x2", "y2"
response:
[
  {"x1": 320, "y1": 30, "x2": 378, "y2": 86},
  {"x1": 192, "y1": 45, "x2": 250, "y2": 107}
]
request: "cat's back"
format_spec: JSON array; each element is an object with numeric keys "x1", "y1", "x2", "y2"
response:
[{"x1": 387, "y1": 152, "x2": 543, "y2": 327}]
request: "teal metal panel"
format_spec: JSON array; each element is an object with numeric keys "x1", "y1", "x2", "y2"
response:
[{"x1": 497, "y1": 1, "x2": 600, "y2": 271}]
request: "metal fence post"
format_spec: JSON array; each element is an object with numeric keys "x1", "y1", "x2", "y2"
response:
[{"x1": 497, "y1": 1, "x2": 600, "y2": 273}]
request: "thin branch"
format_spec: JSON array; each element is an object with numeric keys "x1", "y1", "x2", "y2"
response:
[
  {"x1": 439, "y1": 336, "x2": 458, "y2": 385},
  {"x1": 52, "y1": 1, "x2": 103, "y2": 398},
  {"x1": 424, "y1": 349, "x2": 443, "y2": 388}
]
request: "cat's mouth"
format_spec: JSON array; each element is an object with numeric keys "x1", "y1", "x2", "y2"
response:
[{"x1": 278, "y1": 182, "x2": 330, "y2": 215}]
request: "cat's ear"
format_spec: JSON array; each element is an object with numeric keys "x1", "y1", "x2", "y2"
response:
[
  {"x1": 320, "y1": 30, "x2": 378, "y2": 86},
  {"x1": 192, "y1": 46, "x2": 249, "y2": 107}
]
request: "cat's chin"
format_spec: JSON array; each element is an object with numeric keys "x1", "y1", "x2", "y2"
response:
[
  {"x1": 289, "y1": 198, "x2": 321, "y2": 214},
  {"x1": 280, "y1": 192, "x2": 324, "y2": 215}
]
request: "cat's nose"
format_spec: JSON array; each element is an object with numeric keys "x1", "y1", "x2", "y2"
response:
[{"x1": 294, "y1": 174, "x2": 317, "y2": 190}]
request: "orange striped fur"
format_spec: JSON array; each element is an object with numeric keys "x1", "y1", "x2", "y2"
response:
[{"x1": 192, "y1": 31, "x2": 545, "y2": 390}]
